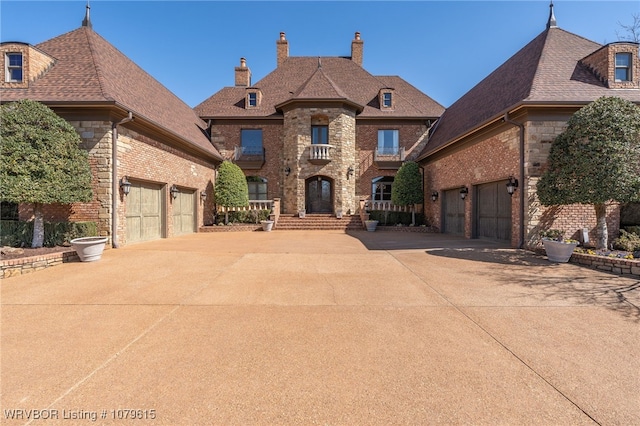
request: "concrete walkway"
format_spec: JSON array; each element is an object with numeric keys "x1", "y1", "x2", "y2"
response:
[{"x1": 2, "y1": 231, "x2": 639, "y2": 425}]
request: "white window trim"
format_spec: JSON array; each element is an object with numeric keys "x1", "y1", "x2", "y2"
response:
[{"x1": 5, "y1": 52, "x2": 23, "y2": 83}]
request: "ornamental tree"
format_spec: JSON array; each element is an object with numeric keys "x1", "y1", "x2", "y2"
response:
[
  {"x1": 536, "y1": 96, "x2": 640, "y2": 249},
  {"x1": 214, "y1": 160, "x2": 249, "y2": 224},
  {"x1": 0, "y1": 100, "x2": 93, "y2": 247},
  {"x1": 391, "y1": 161, "x2": 424, "y2": 225}
]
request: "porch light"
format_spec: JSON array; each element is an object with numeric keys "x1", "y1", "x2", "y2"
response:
[
  {"x1": 460, "y1": 186, "x2": 469, "y2": 200},
  {"x1": 347, "y1": 165, "x2": 354, "y2": 179},
  {"x1": 431, "y1": 191, "x2": 439, "y2": 202},
  {"x1": 506, "y1": 176, "x2": 519, "y2": 196},
  {"x1": 120, "y1": 176, "x2": 131, "y2": 196},
  {"x1": 200, "y1": 190, "x2": 207, "y2": 202},
  {"x1": 284, "y1": 166, "x2": 291, "y2": 176},
  {"x1": 170, "y1": 184, "x2": 179, "y2": 199}
]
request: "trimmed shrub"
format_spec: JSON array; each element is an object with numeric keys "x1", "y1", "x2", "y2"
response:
[
  {"x1": 0, "y1": 220, "x2": 97, "y2": 247},
  {"x1": 612, "y1": 230, "x2": 640, "y2": 252},
  {"x1": 368, "y1": 210, "x2": 425, "y2": 226},
  {"x1": 215, "y1": 210, "x2": 270, "y2": 225}
]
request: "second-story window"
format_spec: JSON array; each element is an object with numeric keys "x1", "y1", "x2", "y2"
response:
[
  {"x1": 248, "y1": 92, "x2": 257, "y2": 107},
  {"x1": 241, "y1": 129, "x2": 263, "y2": 155},
  {"x1": 615, "y1": 53, "x2": 632, "y2": 82},
  {"x1": 311, "y1": 125, "x2": 328, "y2": 144},
  {"x1": 377, "y1": 129, "x2": 399, "y2": 155},
  {"x1": 5, "y1": 53, "x2": 23, "y2": 82}
]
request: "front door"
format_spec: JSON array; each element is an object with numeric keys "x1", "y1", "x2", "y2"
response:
[{"x1": 306, "y1": 176, "x2": 333, "y2": 213}]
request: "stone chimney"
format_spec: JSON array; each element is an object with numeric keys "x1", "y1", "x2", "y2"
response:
[
  {"x1": 235, "y1": 57, "x2": 251, "y2": 87},
  {"x1": 351, "y1": 32, "x2": 363, "y2": 66},
  {"x1": 277, "y1": 32, "x2": 289, "y2": 67}
]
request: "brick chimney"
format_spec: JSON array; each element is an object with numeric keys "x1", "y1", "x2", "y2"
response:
[
  {"x1": 277, "y1": 32, "x2": 289, "y2": 67},
  {"x1": 351, "y1": 32, "x2": 363, "y2": 66},
  {"x1": 235, "y1": 57, "x2": 251, "y2": 87}
]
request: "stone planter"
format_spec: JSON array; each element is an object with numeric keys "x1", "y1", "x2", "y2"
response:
[
  {"x1": 261, "y1": 220, "x2": 274, "y2": 232},
  {"x1": 299, "y1": 210, "x2": 306, "y2": 218},
  {"x1": 336, "y1": 210, "x2": 343, "y2": 219},
  {"x1": 542, "y1": 239, "x2": 578, "y2": 263},
  {"x1": 365, "y1": 220, "x2": 378, "y2": 232},
  {"x1": 70, "y1": 236, "x2": 108, "y2": 262}
]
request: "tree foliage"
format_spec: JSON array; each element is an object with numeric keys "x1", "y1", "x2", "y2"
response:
[
  {"x1": 536, "y1": 96, "x2": 640, "y2": 249},
  {"x1": 391, "y1": 161, "x2": 424, "y2": 206},
  {"x1": 214, "y1": 161, "x2": 249, "y2": 208},
  {"x1": 0, "y1": 99, "x2": 93, "y2": 204}
]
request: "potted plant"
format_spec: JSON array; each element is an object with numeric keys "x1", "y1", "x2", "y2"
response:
[
  {"x1": 261, "y1": 220, "x2": 274, "y2": 232},
  {"x1": 70, "y1": 236, "x2": 108, "y2": 262},
  {"x1": 540, "y1": 229, "x2": 579, "y2": 263},
  {"x1": 365, "y1": 220, "x2": 379, "y2": 232}
]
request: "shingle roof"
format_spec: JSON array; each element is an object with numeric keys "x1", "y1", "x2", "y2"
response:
[
  {"x1": 422, "y1": 27, "x2": 640, "y2": 157},
  {"x1": 195, "y1": 56, "x2": 444, "y2": 119},
  {"x1": 1, "y1": 27, "x2": 221, "y2": 160}
]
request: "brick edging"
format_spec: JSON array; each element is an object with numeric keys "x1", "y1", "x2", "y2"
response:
[
  {"x1": 569, "y1": 252, "x2": 640, "y2": 279},
  {"x1": 1, "y1": 250, "x2": 79, "y2": 279}
]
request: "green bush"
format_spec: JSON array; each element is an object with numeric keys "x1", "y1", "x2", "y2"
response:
[
  {"x1": 0, "y1": 220, "x2": 97, "y2": 247},
  {"x1": 612, "y1": 230, "x2": 640, "y2": 252},
  {"x1": 622, "y1": 226, "x2": 640, "y2": 236},
  {"x1": 368, "y1": 210, "x2": 425, "y2": 226},
  {"x1": 215, "y1": 210, "x2": 270, "y2": 224}
]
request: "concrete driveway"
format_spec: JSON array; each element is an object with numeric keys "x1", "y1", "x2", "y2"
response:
[{"x1": 2, "y1": 231, "x2": 639, "y2": 425}]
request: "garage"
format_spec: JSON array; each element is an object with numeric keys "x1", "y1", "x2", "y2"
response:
[
  {"x1": 172, "y1": 189, "x2": 196, "y2": 235},
  {"x1": 442, "y1": 188, "x2": 465, "y2": 235},
  {"x1": 475, "y1": 180, "x2": 512, "y2": 241},
  {"x1": 126, "y1": 181, "x2": 163, "y2": 244}
]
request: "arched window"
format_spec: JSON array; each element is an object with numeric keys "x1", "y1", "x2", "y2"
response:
[
  {"x1": 372, "y1": 176, "x2": 394, "y2": 201},
  {"x1": 246, "y1": 176, "x2": 268, "y2": 200}
]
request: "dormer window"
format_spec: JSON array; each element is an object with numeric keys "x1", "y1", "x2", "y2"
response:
[
  {"x1": 615, "y1": 53, "x2": 632, "y2": 82},
  {"x1": 5, "y1": 53, "x2": 23, "y2": 82},
  {"x1": 245, "y1": 88, "x2": 261, "y2": 109},
  {"x1": 379, "y1": 89, "x2": 394, "y2": 109}
]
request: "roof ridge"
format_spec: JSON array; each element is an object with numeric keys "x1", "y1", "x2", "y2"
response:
[{"x1": 82, "y1": 27, "x2": 111, "y2": 101}]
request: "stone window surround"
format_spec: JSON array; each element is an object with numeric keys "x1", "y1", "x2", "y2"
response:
[
  {"x1": 245, "y1": 88, "x2": 262, "y2": 109},
  {"x1": 379, "y1": 89, "x2": 394, "y2": 109}
]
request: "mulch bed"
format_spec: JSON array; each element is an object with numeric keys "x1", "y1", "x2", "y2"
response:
[{"x1": 1, "y1": 246, "x2": 74, "y2": 260}]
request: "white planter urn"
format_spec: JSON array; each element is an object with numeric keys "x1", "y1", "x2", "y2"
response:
[
  {"x1": 261, "y1": 220, "x2": 274, "y2": 232},
  {"x1": 542, "y1": 239, "x2": 578, "y2": 263},
  {"x1": 365, "y1": 220, "x2": 378, "y2": 232},
  {"x1": 70, "y1": 236, "x2": 108, "y2": 262}
]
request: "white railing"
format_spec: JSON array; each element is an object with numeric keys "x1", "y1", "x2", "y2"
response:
[
  {"x1": 218, "y1": 200, "x2": 273, "y2": 213},
  {"x1": 310, "y1": 144, "x2": 335, "y2": 161},
  {"x1": 364, "y1": 200, "x2": 413, "y2": 213}
]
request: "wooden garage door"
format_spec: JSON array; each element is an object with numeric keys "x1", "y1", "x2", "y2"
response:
[
  {"x1": 476, "y1": 181, "x2": 511, "y2": 241},
  {"x1": 126, "y1": 182, "x2": 163, "y2": 244},
  {"x1": 443, "y1": 189, "x2": 465, "y2": 235},
  {"x1": 173, "y1": 189, "x2": 196, "y2": 236}
]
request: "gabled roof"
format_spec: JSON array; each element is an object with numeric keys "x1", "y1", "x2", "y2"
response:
[
  {"x1": 422, "y1": 27, "x2": 640, "y2": 158},
  {"x1": 195, "y1": 56, "x2": 444, "y2": 119},
  {"x1": 1, "y1": 26, "x2": 221, "y2": 160}
]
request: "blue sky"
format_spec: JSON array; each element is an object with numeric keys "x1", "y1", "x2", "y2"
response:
[{"x1": 1, "y1": 1, "x2": 638, "y2": 107}]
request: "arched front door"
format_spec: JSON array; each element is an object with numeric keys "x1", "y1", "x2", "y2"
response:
[{"x1": 305, "y1": 176, "x2": 333, "y2": 213}]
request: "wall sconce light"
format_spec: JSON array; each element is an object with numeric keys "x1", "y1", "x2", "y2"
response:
[
  {"x1": 431, "y1": 191, "x2": 439, "y2": 202},
  {"x1": 506, "y1": 176, "x2": 519, "y2": 196},
  {"x1": 347, "y1": 165, "x2": 354, "y2": 179},
  {"x1": 170, "y1": 184, "x2": 179, "y2": 199},
  {"x1": 200, "y1": 190, "x2": 207, "y2": 202},
  {"x1": 120, "y1": 176, "x2": 131, "y2": 196},
  {"x1": 284, "y1": 166, "x2": 291, "y2": 177},
  {"x1": 459, "y1": 186, "x2": 469, "y2": 200}
]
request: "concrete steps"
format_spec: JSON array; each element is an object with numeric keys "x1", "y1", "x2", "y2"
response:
[{"x1": 275, "y1": 214, "x2": 363, "y2": 231}]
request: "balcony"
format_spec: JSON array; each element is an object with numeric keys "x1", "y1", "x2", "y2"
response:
[
  {"x1": 234, "y1": 146, "x2": 265, "y2": 169},
  {"x1": 308, "y1": 144, "x2": 335, "y2": 165},
  {"x1": 374, "y1": 147, "x2": 405, "y2": 169}
]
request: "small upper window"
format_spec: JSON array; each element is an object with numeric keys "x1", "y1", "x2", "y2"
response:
[
  {"x1": 311, "y1": 125, "x2": 328, "y2": 145},
  {"x1": 615, "y1": 53, "x2": 632, "y2": 82},
  {"x1": 248, "y1": 92, "x2": 257, "y2": 107},
  {"x1": 382, "y1": 92, "x2": 392, "y2": 108},
  {"x1": 5, "y1": 53, "x2": 23, "y2": 82}
]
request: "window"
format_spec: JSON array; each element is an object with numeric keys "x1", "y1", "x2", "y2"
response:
[
  {"x1": 372, "y1": 176, "x2": 394, "y2": 201},
  {"x1": 382, "y1": 92, "x2": 392, "y2": 108},
  {"x1": 248, "y1": 92, "x2": 257, "y2": 107},
  {"x1": 311, "y1": 125, "x2": 328, "y2": 145},
  {"x1": 240, "y1": 129, "x2": 263, "y2": 155},
  {"x1": 615, "y1": 53, "x2": 632, "y2": 82},
  {"x1": 377, "y1": 129, "x2": 399, "y2": 155},
  {"x1": 247, "y1": 176, "x2": 268, "y2": 200},
  {"x1": 5, "y1": 53, "x2": 23, "y2": 82}
]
